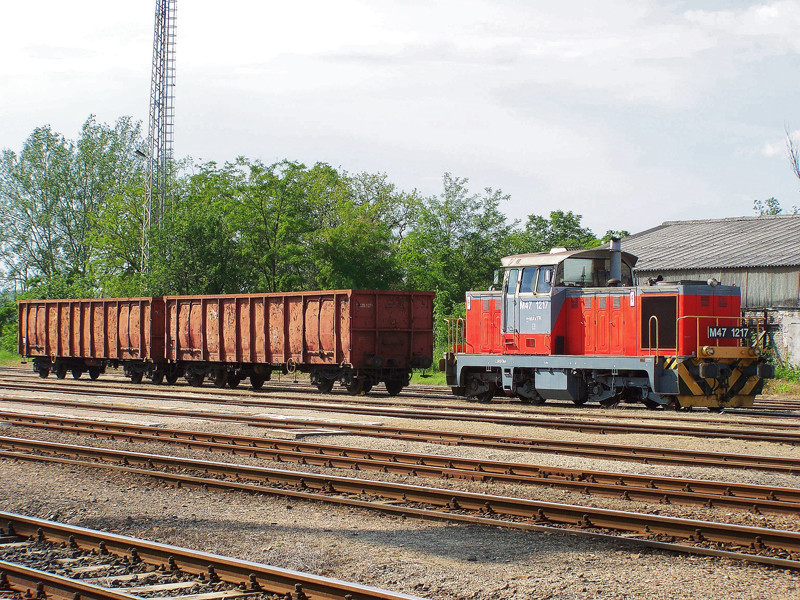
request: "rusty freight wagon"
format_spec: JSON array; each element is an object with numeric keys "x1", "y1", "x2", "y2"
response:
[
  {"x1": 163, "y1": 290, "x2": 434, "y2": 395},
  {"x1": 17, "y1": 298, "x2": 166, "y2": 381}
]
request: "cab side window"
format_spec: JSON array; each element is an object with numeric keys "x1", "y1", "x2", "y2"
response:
[
  {"x1": 537, "y1": 267, "x2": 553, "y2": 294},
  {"x1": 519, "y1": 268, "x2": 538, "y2": 294},
  {"x1": 505, "y1": 269, "x2": 519, "y2": 294}
]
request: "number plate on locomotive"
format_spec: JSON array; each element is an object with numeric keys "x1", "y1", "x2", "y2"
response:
[{"x1": 707, "y1": 326, "x2": 750, "y2": 339}]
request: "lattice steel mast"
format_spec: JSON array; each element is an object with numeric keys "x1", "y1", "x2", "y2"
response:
[{"x1": 142, "y1": 0, "x2": 177, "y2": 270}]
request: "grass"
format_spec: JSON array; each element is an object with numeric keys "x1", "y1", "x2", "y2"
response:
[
  {"x1": 0, "y1": 349, "x2": 21, "y2": 366},
  {"x1": 411, "y1": 369, "x2": 448, "y2": 386},
  {"x1": 762, "y1": 364, "x2": 800, "y2": 397}
]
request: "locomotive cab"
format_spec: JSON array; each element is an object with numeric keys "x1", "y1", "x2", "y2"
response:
[{"x1": 445, "y1": 241, "x2": 772, "y2": 410}]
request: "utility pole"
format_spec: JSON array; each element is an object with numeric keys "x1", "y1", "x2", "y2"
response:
[{"x1": 142, "y1": 0, "x2": 177, "y2": 271}]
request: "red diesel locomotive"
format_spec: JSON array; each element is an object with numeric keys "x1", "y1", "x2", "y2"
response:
[{"x1": 442, "y1": 241, "x2": 773, "y2": 409}]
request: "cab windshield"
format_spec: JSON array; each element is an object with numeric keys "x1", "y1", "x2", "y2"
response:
[{"x1": 555, "y1": 258, "x2": 632, "y2": 287}]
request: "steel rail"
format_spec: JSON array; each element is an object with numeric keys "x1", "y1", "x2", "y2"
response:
[
  {"x1": 0, "y1": 513, "x2": 422, "y2": 600},
  {"x1": 3, "y1": 413, "x2": 800, "y2": 515},
  {"x1": 0, "y1": 559, "x2": 143, "y2": 600},
  {"x1": 2, "y1": 397, "x2": 799, "y2": 474},
  {"x1": 3, "y1": 438, "x2": 800, "y2": 568},
  {"x1": 4, "y1": 380, "x2": 800, "y2": 443}
]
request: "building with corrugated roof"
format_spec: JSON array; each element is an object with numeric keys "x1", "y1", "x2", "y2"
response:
[{"x1": 623, "y1": 214, "x2": 800, "y2": 364}]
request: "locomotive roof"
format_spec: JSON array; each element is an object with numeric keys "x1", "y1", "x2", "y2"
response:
[{"x1": 501, "y1": 246, "x2": 638, "y2": 268}]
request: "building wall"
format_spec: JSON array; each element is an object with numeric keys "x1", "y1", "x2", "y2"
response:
[
  {"x1": 778, "y1": 309, "x2": 800, "y2": 367},
  {"x1": 635, "y1": 267, "x2": 800, "y2": 309}
]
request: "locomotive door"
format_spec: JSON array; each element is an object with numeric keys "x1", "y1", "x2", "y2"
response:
[
  {"x1": 581, "y1": 295, "x2": 596, "y2": 353},
  {"x1": 502, "y1": 268, "x2": 519, "y2": 347},
  {"x1": 609, "y1": 294, "x2": 624, "y2": 354},
  {"x1": 595, "y1": 296, "x2": 609, "y2": 354}
]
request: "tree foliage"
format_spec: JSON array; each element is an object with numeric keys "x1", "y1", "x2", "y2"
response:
[{"x1": 0, "y1": 115, "x2": 146, "y2": 298}]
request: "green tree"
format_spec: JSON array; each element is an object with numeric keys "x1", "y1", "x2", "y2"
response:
[
  {"x1": 753, "y1": 197, "x2": 783, "y2": 216},
  {"x1": 399, "y1": 174, "x2": 515, "y2": 351},
  {"x1": 512, "y1": 210, "x2": 597, "y2": 253},
  {"x1": 0, "y1": 116, "x2": 146, "y2": 296},
  {"x1": 311, "y1": 200, "x2": 402, "y2": 289}
]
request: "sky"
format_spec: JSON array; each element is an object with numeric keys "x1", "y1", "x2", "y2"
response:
[{"x1": 2, "y1": 0, "x2": 800, "y2": 235}]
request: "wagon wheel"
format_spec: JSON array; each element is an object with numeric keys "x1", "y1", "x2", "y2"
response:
[
  {"x1": 38, "y1": 368, "x2": 50, "y2": 379},
  {"x1": 250, "y1": 374, "x2": 265, "y2": 391},
  {"x1": 130, "y1": 371, "x2": 144, "y2": 384},
  {"x1": 88, "y1": 367, "x2": 101, "y2": 381},
  {"x1": 345, "y1": 378, "x2": 365, "y2": 396},
  {"x1": 227, "y1": 375, "x2": 241, "y2": 389},
  {"x1": 315, "y1": 379, "x2": 335, "y2": 394},
  {"x1": 708, "y1": 406, "x2": 724, "y2": 413},
  {"x1": 150, "y1": 371, "x2": 164, "y2": 385},
  {"x1": 187, "y1": 373, "x2": 204, "y2": 387},
  {"x1": 165, "y1": 371, "x2": 180, "y2": 385},
  {"x1": 384, "y1": 378, "x2": 405, "y2": 397},
  {"x1": 361, "y1": 378, "x2": 374, "y2": 394},
  {"x1": 72, "y1": 369, "x2": 84, "y2": 380},
  {"x1": 450, "y1": 386, "x2": 466, "y2": 397},
  {"x1": 55, "y1": 364, "x2": 68, "y2": 379},
  {"x1": 212, "y1": 369, "x2": 228, "y2": 389}
]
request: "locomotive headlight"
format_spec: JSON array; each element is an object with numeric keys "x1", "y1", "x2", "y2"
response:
[{"x1": 702, "y1": 346, "x2": 715, "y2": 356}]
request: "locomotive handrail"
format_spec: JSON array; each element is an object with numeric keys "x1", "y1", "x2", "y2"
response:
[
  {"x1": 646, "y1": 315, "x2": 659, "y2": 357},
  {"x1": 673, "y1": 314, "x2": 764, "y2": 360},
  {"x1": 445, "y1": 317, "x2": 466, "y2": 355}
]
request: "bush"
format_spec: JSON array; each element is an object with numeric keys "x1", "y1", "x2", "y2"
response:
[{"x1": 775, "y1": 364, "x2": 800, "y2": 383}]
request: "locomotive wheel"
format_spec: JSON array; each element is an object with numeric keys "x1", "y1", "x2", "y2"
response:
[
  {"x1": 520, "y1": 394, "x2": 546, "y2": 406},
  {"x1": 475, "y1": 387, "x2": 495, "y2": 403},
  {"x1": 38, "y1": 368, "x2": 50, "y2": 379},
  {"x1": 55, "y1": 364, "x2": 68, "y2": 379},
  {"x1": 643, "y1": 398, "x2": 661, "y2": 410},
  {"x1": 227, "y1": 375, "x2": 241, "y2": 389},
  {"x1": 130, "y1": 371, "x2": 144, "y2": 384},
  {"x1": 450, "y1": 386, "x2": 466, "y2": 397},
  {"x1": 385, "y1": 379, "x2": 404, "y2": 397},
  {"x1": 150, "y1": 371, "x2": 164, "y2": 385},
  {"x1": 250, "y1": 374, "x2": 265, "y2": 390},
  {"x1": 88, "y1": 367, "x2": 101, "y2": 381},
  {"x1": 71, "y1": 369, "x2": 83, "y2": 380},
  {"x1": 465, "y1": 376, "x2": 494, "y2": 403},
  {"x1": 315, "y1": 379, "x2": 335, "y2": 393},
  {"x1": 187, "y1": 373, "x2": 204, "y2": 387},
  {"x1": 708, "y1": 406, "x2": 724, "y2": 413},
  {"x1": 212, "y1": 369, "x2": 228, "y2": 388}
]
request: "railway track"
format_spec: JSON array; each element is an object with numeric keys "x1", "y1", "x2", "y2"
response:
[
  {"x1": 2, "y1": 436, "x2": 800, "y2": 570},
  {"x1": 3, "y1": 412, "x2": 800, "y2": 515},
  {"x1": 4, "y1": 383, "x2": 800, "y2": 444},
  {"x1": 0, "y1": 511, "x2": 420, "y2": 600},
  {"x1": 2, "y1": 397, "x2": 799, "y2": 473},
  {"x1": 6, "y1": 371, "x2": 800, "y2": 433}
]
